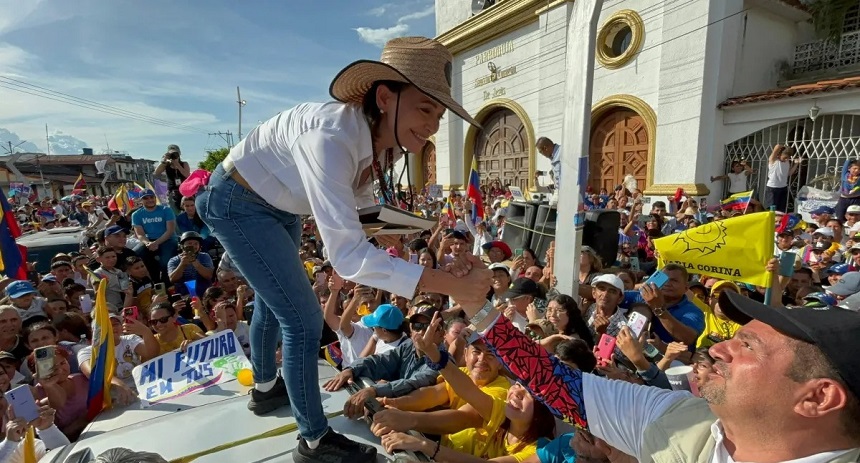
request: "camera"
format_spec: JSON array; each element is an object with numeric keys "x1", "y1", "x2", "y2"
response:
[
  {"x1": 182, "y1": 245, "x2": 195, "y2": 255},
  {"x1": 168, "y1": 151, "x2": 180, "y2": 160}
]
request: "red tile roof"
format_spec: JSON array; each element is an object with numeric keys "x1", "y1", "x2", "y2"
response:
[{"x1": 718, "y1": 76, "x2": 860, "y2": 108}]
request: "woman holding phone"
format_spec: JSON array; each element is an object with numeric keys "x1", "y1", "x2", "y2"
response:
[{"x1": 193, "y1": 37, "x2": 492, "y2": 463}]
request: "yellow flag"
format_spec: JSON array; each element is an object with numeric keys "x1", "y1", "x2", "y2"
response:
[
  {"x1": 23, "y1": 426, "x2": 37, "y2": 463},
  {"x1": 653, "y1": 211, "x2": 775, "y2": 287}
]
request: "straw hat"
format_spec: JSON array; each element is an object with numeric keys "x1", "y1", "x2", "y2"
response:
[{"x1": 329, "y1": 36, "x2": 479, "y2": 127}]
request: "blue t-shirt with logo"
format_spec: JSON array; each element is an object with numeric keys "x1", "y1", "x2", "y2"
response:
[{"x1": 131, "y1": 205, "x2": 176, "y2": 240}]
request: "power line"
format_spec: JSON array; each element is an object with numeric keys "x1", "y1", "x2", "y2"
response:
[{"x1": 0, "y1": 76, "x2": 212, "y2": 134}]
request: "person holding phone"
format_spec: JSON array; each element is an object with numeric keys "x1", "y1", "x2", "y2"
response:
[
  {"x1": 765, "y1": 144, "x2": 800, "y2": 213},
  {"x1": 0, "y1": 403, "x2": 69, "y2": 462}
]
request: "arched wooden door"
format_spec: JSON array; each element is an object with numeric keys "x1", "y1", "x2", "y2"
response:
[
  {"x1": 423, "y1": 142, "x2": 437, "y2": 186},
  {"x1": 474, "y1": 108, "x2": 529, "y2": 191},
  {"x1": 589, "y1": 109, "x2": 649, "y2": 193}
]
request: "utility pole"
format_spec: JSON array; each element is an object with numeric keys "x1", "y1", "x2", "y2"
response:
[
  {"x1": 236, "y1": 86, "x2": 246, "y2": 141},
  {"x1": 45, "y1": 124, "x2": 51, "y2": 156},
  {"x1": 208, "y1": 131, "x2": 235, "y2": 149}
]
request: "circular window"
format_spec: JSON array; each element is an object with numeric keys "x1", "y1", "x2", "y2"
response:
[{"x1": 596, "y1": 10, "x2": 644, "y2": 69}]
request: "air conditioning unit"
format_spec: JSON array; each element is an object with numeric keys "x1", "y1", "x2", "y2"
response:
[{"x1": 471, "y1": 0, "x2": 495, "y2": 15}]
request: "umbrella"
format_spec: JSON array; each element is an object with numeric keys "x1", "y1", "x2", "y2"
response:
[{"x1": 61, "y1": 194, "x2": 82, "y2": 201}]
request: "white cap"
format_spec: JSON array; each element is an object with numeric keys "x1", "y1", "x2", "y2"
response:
[
  {"x1": 489, "y1": 263, "x2": 510, "y2": 274},
  {"x1": 813, "y1": 227, "x2": 834, "y2": 237},
  {"x1": 848, "y1": 205, "x2": 860, "y2": 214},
  {"x1": 591, "y1": 273, "x2": 625, "y2": 293}
]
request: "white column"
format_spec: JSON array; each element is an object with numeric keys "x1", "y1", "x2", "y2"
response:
[{"x1": 554, "y1": 0, "x2": 604, "y2": 297}]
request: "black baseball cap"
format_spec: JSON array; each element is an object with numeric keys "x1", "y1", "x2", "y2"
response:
[
  {"x1": 719, "y1": 291, "x2": 860, "y2": 400},
  {"x1": 503, "y1": 278, "x2": 543, "y2": 300}
]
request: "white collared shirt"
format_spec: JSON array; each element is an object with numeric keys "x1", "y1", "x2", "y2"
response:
[
  {"x1": 710, "y1": 421, "x2": 850, "y2": 463},
  {"x1": 229, "y1": 102, "x2": 424, "y2": 297}
]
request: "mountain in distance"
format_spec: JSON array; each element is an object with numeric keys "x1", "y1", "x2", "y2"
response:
[{"x1": 0, "y1": 127, "x2": 90, "y2": 154}]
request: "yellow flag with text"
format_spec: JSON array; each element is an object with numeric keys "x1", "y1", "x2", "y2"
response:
[{"x1": 654, "y1": 211, "x2": 775, "y2": 287}]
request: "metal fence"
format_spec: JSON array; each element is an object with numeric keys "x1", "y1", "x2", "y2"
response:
[{"x1": 723, "y1": 114, "x2": 860, "y2": 211}]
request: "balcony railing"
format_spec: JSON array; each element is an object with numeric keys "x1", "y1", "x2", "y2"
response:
[{"x1": 792, "y1": 30, "x2": 860, "y2": 75}]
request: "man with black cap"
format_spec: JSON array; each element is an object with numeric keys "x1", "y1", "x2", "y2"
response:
[
  {"x1": 167, "y1": 231, "x2": 214, "y2": 296},
  {"x1": 154, "y1": 144, "x2": 190, "y2": 211},
  {"x1": 454, "y1": 285, "x2": 860, "y2": 462},
  {"x1": 502, "y1": 277, "x2": 544, "y2": 332}
]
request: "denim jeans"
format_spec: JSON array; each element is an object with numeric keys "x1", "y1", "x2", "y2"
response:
[
  {"x1": 134, "y1": 238, "x2": 178, "y2": 285},
  {"x1": 196, "y1": 164, "x2": 327, "y2": 440}
]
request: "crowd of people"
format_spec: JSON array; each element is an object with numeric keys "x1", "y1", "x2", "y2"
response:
[{"x1": 1, "y1": 35, "x2": 858, "y2": 463}]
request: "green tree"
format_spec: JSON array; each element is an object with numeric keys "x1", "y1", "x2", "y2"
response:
[
  {"x1": 198, "y1": 147, "x2": 230, "y2": 172},
  {"x1": 803, "y1": 0, "x2": 855, "y2": 43}
]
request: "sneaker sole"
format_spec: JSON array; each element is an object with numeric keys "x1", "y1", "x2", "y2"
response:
[{"x1": 247, "y1": 395, "x2": 290, "y2": 416}]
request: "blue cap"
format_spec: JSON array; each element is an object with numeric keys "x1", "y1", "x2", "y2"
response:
[
  {"x1": 140, "y1": 189, "x2": 156, "y2": 198},
  {"x1": 826, "y1": 263, "x2": 850, "y2": 275},
  {"x1": 361, "y1": 304, "x2": 404, "y2": 330},
  {"x1": 804, "y1": 292, "x2": 838, "y2": 307},
  {"x1": 810, "y1": 206, "x2": 835, "y2": 216},
  {"x1": 41, "y1": 274, "x2": 57, "y2": 283},
  {"x1": 5, "y1": 280, "x2": 36, "y2": 299},
  {"x1": 104, "y1": 225, "x2": 126, "y2": 237}
]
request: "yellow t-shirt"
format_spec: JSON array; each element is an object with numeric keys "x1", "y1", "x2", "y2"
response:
[
  {"x1": 156, "y1": 324, "x2": 204, "y2": 355},
  {"x1": 696, "y1": 306, "x2": 741, "y2": 349},
  {"x1": 443, "y1": 396, "x2": 538, "y2": 462},
  {"x1": 442, "y1": 368, "x2": 510, "y2": 410}
]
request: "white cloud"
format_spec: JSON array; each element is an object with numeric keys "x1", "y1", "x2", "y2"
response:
[
  {"x1": 398, "y1": 5, "x2": 435, "y2": 23},
  {"x1": 355, "y1": 23, "x2": 411, "y2": 47},
  {"x1": 368, "y1": 5, "x2": 390, "y2": 16}
]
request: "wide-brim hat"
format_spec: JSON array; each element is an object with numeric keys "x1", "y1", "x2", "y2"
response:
[{"x1": 329, "y1": 36, "x2": 480, "y2": 128}]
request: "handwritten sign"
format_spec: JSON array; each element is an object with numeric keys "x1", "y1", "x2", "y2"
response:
[
  {"x1": 132, "y1": 330, "x2": 252, "y2": 405},
  {"x1": 795, "y1": 186, "x2": 839, "y2": 223},
  {"x1": 427, "y1": 184, "x2": 442, "y2": 199}
]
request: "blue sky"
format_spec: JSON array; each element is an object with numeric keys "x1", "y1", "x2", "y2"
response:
[{"x1": 0, "y1": 0, "x2": 435, "y2": 166}]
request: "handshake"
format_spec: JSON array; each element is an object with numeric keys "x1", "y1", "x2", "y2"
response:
[{"x1": 439, "y1": 252, "x2": 494, "y2": 314}]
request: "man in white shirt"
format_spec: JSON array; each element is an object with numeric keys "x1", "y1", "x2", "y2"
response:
[
  {"x1": 537, "y1": 137, "x2": 561, "y2": 191},
  {"x1": 456, "y1": 271, "x2": 860, "y2": 463},
  {"x1": 766, "y1": 144, "x2": 800, "y2": 213}
]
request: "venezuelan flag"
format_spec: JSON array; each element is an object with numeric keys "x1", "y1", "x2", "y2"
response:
[
  {"x1": 466, "y1": 158, "x2": 484, "y2": 223},
  {"x1": 144, "y1": 180, "x2": 162, "y2": 205},
  {"x1": 776, "y1": 213, "x2": 805, "y2": 235},
  {"x1": 113, "y1": 184, "x2": 132, "y2": 216},
  {"x1": 86, "y1": 279, "x2": 116, "y2": 420},
  {"x1": 441, "y1": 196, "x2": 456, "y2": 221},
  {"x1": 72, "y1": 173, "x2": 86, "y2": 194},
  {"x1": 0, "y1": 189, "x2": 26, "y2": 280},
  {"x1": 322, "y1": 342, "x2": 343, "y2": 369},
  {"x1": 720, "y1": 190, "x2": 753, "y2": 211}
]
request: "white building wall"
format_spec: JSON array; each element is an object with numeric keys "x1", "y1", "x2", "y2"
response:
[{"x1": 730, "y1": 8, "x2": 799, "y2": 98}]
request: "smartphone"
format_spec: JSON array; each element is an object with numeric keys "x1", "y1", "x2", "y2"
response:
[
  {"x1": 643, "y1": 270, "x2": 669, "y2": 290},
  {"x1": 514, "y1": 248, "x2": 524, "y2": 257},
  {"x1": 778, "y1": 252, "x2": 796, "y2": 278},
  {"x1": 123, "y1": 306, "x2": 140, "y2": 321},
  {"x1": 629, "y1": 256, "x2": 641, "y2": 271},
  {"x1": 153, "y1": 283, "x2": 167, "y2": 298},
  {"x1": 315, "y1": 272, "x2": 327, "y2": 286},
  {"x1": 5, "y1": 385, "x2": 39, "y2": 422},
  {"x1": 79, "y1": 294, "x2": 93, "y2": 314},
  {"x1": 596, "y1": 333, "x2": 617, "y2": 360},
  {"x1": 34, "y1": 346, "x2": 56, "y2": 379},
  {"x1": 627, "y1": 312, "x2": 649, "y2": 338}
]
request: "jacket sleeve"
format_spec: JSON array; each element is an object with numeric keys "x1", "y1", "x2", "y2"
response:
[
  {"x1": 482, "y1": 315, "x2": 589, "y2": 429},
  {"x1": 373, "y1": 364, "x2": 439, "y2": 398},
  {"x1": 349, "y1": 348, "x2": 399, "y2": 382}
]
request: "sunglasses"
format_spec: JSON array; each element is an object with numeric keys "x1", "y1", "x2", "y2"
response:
[
  {"x1": 150, "y1": 316, "x2": 172, "y2": 325},
  {"x1": 410, "y1": 321, "x2": 430, "y2": 332}
]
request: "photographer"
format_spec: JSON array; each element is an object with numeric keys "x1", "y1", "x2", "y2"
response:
[
  {"x1": 154, "y1": 144, "x2": 191, "y2": 211},
  {"x1": 167, "y1": 231, "x2": 214, "y2": 296},
  {"x1": 766, "y1": 144, "x2": 800, "y2": 212}
]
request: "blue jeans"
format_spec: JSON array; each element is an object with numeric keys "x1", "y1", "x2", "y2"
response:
[
  {"x1": 134, "y1": 238, "x2": 178, "y2": 284},
  {"x1": 196, "y1": 164, "x2": 327, "y2": 440}
]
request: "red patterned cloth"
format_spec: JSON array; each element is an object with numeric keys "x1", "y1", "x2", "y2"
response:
[{"x1": 483, "y1": 315, "x2": 588, "y2": 429}]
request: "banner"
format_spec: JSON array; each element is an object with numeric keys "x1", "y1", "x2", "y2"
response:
[
  {"x1": 653, "y1": 211, "x2": 775, "y2": 287},
  {"x1": 132, "y1": 331, "x2": 252, "y2": 405},
  {"x1": 427, "y1": 184, "x2": 442, "y2": 199},
  {"x1": 795, "y1": 185, "x2": 838, "y2": 223},
  {"x1": 8, "y1": 183, "x2": 30, "y2": 198}
]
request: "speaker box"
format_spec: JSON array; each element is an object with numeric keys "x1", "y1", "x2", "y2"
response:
[
  {"x1": 583, "y1": 209, "x2": 621, "y2": 268},
  {"x1": 502, "y1": 201, "x2": 538, "y2": 250},
  {"x1": 528, "y1": 204, "x2": 557, "y2": 257}
]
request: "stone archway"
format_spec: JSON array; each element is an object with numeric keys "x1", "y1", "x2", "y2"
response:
[
  {"x1": 589, "y1": 108, "x2": 649, "y2": 193},
  {"x1": 473, "y1": 108, "x2": 529, "y2": 191}
]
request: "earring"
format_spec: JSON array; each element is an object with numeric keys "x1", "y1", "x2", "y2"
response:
[{"x1": 380, "y1": 109, "x2": 385, "y2": 115}]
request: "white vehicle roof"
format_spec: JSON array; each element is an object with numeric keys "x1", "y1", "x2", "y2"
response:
[{"x1": 39, "y1": 361, "x2": 413, "y2": 462}]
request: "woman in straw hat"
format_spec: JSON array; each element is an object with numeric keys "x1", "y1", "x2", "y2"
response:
[{"x1": 194, "y1": 36, "x2": 492, "y2": 463}]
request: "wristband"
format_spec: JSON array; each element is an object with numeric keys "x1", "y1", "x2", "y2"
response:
[
  {"x1": 431, "y1": 440, "x2": 441, "y2": 459},
  {"x1": 425, "y1": 349, "x2": 449, "y2": 371},
  {"x1": 468, "y1": 299, "x2": 494, "y2": 327}
]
